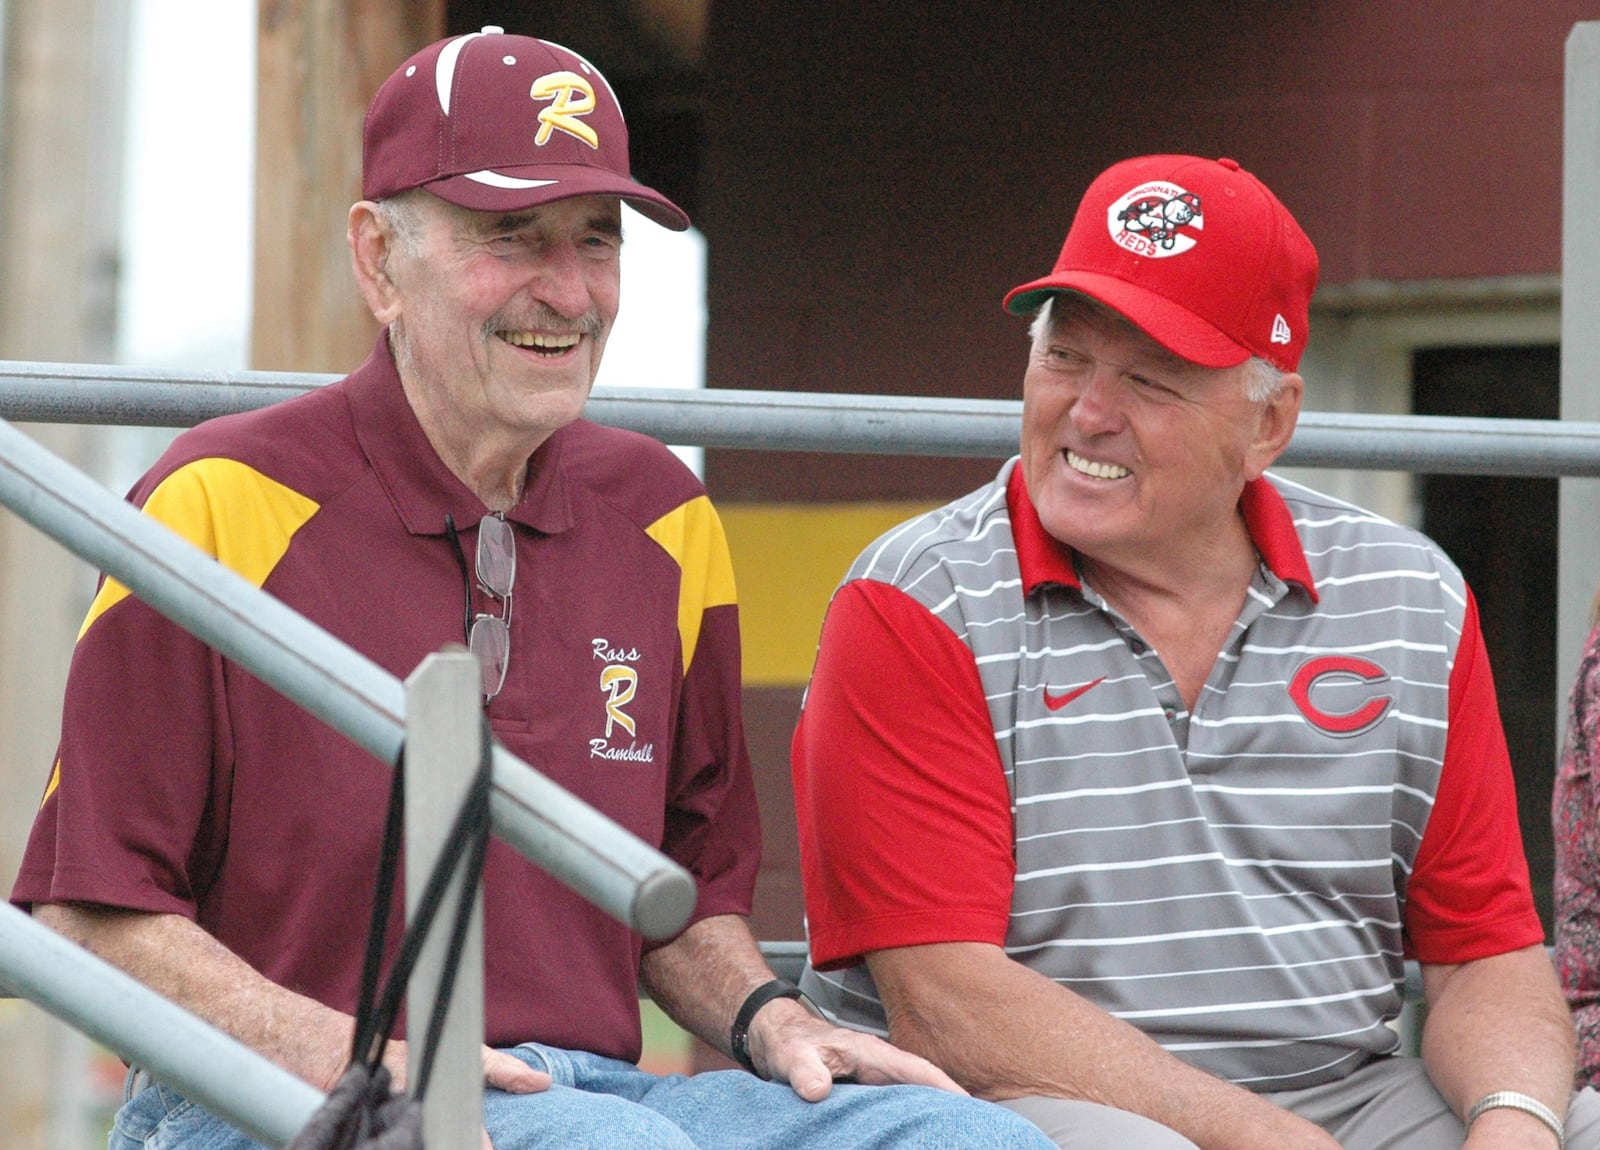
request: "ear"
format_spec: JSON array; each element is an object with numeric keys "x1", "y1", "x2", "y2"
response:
[
  {"x1": 348, "y1": 201, "x2": 404, "y2": 326},
  {"x1": 1243, "y1": 371, "x2": 1303, "y2": 481}
]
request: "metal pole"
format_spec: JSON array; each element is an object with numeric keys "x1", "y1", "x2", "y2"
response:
[
  {"x1": 0, "y1": 416, "x2": 696, "y2": 940},
  {"x1": 0, "y1": 902, "x2": 323, "y2": 1147},
  {"x1": 406, "y1": 652, "x2": 485, "y2": 1150},
  {"x1": 5, "y1": 362, "x2": 1600, "y2": 475},
  {"x1": 0, "y1": 359, "x2": 329, "y2": 425},
  {"x1": 1561, "y1": 23, "x2": 1600, "y2": 738}
]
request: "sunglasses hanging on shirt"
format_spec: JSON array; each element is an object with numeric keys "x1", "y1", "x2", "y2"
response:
[{"x1": 445, "y1": 513, "x2": 515, "y2": 702}]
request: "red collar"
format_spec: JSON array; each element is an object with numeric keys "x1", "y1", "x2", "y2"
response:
[{"x1": 1006, "y1": 462, "x2": 1318, "y2": 602}]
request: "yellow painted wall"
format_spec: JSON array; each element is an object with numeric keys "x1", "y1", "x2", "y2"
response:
[{"x1": 719, "y1": 502, "x2": 940, "y2": 687}]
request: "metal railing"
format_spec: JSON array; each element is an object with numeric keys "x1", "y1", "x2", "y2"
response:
[
  {"x1": 0, "y1": 416, "x2": 699, "y2": 938},
  {"x1": 0, "y1": 373, "x2": 708, "y2": 1146},
  {"x1": 1, "y1": 364, "x2": 1597, "y2": 1145},
  {"x1": 6, "y1": 359, "x2": 1600, "y2": 475}
]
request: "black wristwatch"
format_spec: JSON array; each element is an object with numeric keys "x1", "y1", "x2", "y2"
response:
[{"x1": 729, "y1": 978, "x2": 808, "y2": 1074}]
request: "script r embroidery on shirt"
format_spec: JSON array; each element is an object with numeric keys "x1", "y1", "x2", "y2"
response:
[{"x1": 1043, "y1": 676, "x2": 1107, "y2": 710}]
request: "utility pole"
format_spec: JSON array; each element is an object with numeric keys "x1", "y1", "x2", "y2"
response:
[
  {"x1": 1560, "y1": 25, "x2": 1600, "y2": 748},
  {"x1": 0, "y1": 1, "x2": 130, "y2": 1146},
  {"x1": 252, "y1": 0, "x2": 443, "y2": 372}
]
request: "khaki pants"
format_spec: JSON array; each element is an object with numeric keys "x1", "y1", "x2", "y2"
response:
[{"x1": 999, "y1": 1056, "x2": 1600, "y2": 1149}]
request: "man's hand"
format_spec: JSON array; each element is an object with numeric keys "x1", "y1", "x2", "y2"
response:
[
  {"x1": 746, "y1": 996, "x2": 965, "y2": 1101},
  {"x1": 483, "y1": 1048, "x2": 551, "y2": 1094},
  {"x1": 638, "y1": 914, "x2": 965, "y2": 1103},
  {"x1": 361, "y1": 1039, "x2": 549, "y2": 1150},
  {"x1": 476, "y1": 1052, "x2": 550, "y2": 1150},
  {"x1": 360, "y1": 1037, "x2": 550, "y2": 1096}
]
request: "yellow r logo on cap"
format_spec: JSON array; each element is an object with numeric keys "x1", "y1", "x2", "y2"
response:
[{"x1": 530, "y1": 71, "x2": 600, "y2": 149}]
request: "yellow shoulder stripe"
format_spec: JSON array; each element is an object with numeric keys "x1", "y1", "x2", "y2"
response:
[
  {"x1": 53, "y1": 461, "x2": 318, "y2": 809},
  {"x1": 77, "y1": 458, "x2": 321, "y2": 640},
  {"x1": 644, "y1": 495, "x2": 737, "y2": 674}
]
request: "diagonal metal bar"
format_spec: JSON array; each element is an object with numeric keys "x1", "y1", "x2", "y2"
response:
[
  {"x1": 0, "y1": 416, "x2": 696, "y2": 941},
  {"x1": 0, "y1": 902, "x2": 324, "y2": 1147}
]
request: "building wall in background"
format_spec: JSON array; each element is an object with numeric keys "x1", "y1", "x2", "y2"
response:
[
  {"x1": 698, "y1": 1, "x2": 1594, "y2": 954},
  {"x1": 703, "y1": 1, "x2": 1584, "y2": 494}
]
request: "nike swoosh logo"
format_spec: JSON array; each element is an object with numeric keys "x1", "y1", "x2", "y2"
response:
[{"x1": 1043, "y1": 677, "x2": 1106, "y2": 710}]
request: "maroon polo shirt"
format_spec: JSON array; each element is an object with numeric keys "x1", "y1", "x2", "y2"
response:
[{"x1": 13, "y1": 336, "x2": 759, "y2": 1061}]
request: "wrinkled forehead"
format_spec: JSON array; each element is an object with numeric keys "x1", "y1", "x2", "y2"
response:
[
  {"x1": 412, "y1": 189, "x2": 624, "y2": 239},
  {"x1": 1044, "y1": 292, "x2": 1191, "y2": 367},
  {"x1": 1041, "y1": 290, "x2": 1259, "y2": 398},
  {"x1": 466, "y1": 199, "x2": 623, "y2": 235}
]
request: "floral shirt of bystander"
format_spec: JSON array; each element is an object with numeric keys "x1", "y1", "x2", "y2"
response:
[{"x1": 1556, "y1": 616, "x2": 1600, "y2": 1087}]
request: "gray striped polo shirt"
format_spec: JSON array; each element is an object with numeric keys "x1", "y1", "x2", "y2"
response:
[{"x1": 800, "y1": 456, "x2": 1469, "y2": 1091}]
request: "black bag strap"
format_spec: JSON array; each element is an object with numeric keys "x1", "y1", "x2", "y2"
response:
[
  {"x1": 284, "y1": 1061, "x2": 418, "y2": 1150},
  {"x1": 288, "y1": 723, "x2": 492, "y2": 1150},
  {"x1": 351, "y1": 716, "x2": 495, "y2": 1099}
]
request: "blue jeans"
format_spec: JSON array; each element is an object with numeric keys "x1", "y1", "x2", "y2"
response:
[{"x1": 110, "y1": 1043, "x2": 1056, "y2": 1150}]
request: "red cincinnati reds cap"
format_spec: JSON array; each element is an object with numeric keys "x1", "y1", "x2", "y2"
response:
[
  {"x1": 363, "y1": 27, "x2": 690, "y2": 231},
  {"x1": 1004, "y1": 155, "x2": 1319, "y2": 371}
]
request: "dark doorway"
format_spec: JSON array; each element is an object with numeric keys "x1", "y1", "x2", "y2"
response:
[{"x1": 1412, "y1": 344, "x2": 1560, "y2": 934}]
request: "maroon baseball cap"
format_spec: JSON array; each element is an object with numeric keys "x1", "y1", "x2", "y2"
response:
[
  {"x1": 1004, "y1": 155, "x2": 1318, "y2": 372},
  {"x1": 362, "y1": 27, "x2": 689, "y2": 231}
]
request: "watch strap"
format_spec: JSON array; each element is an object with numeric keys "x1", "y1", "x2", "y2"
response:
[{"x1": 729, "y1": 978, "x2": 806, "y2": 1075}]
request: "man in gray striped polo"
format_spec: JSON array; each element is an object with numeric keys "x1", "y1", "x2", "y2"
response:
[{"x1": 792, "y1": 154, "x2": 1599, "y2": 1149}]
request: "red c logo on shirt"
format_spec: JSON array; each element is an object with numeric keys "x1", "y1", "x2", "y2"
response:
[{"x1": 1289, "y1": 656, "x2": 1393, "y2": 737}]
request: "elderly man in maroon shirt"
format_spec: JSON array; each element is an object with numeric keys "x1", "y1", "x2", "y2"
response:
[{"x1": 12, "y1": 27, "x2": 1053, "y2": 1150}]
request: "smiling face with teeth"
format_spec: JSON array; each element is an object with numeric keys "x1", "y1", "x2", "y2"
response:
[
  {"x1": 1020, "y1": 293, "x2": 1301, "y2": 582},
  {"x1": 350, "y1": 189, "x2": 622, "y2": 507}
]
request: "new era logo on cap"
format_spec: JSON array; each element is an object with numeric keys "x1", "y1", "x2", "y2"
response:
[
  {"x1": 362, "y1": 28, "x2": 689, "y2": 231},
  {"x1": 1004, "y1": 155, "x2": 1318, "y2": 372}
]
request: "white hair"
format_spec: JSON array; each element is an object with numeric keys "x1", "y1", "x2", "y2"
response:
[
  {"x1": 1242, "y1": 356, "x2": 1286, "y2": 404},
  {"x1": 371, "y1": 189, "x2": 429, "y2": 257},
  {"x1": 1025, "y1": 293, "x2": 1285, "y2": 403},
  {"x1": 1025, "y1": 294, "x2": 1058, "y2": 347}
]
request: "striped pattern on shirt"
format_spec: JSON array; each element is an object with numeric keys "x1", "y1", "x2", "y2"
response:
[{"x1": 801, "y1": 458, "x2": 1466, "y2": 1090}]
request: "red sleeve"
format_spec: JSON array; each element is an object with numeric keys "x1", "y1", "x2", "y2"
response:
[
  {"x1": 791, "y1": 579, "x2": 1015, "y2": 970},
  {"x1": 1404, "y1": 588, "x2": 1545, "y2": 962}
]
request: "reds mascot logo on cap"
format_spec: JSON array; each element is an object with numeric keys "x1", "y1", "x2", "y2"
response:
[
  {"x1": 1003, "y1": 155, "x2": 1320, "y2": 372},
  {"x1": 1109, "y1": 182, "x2": 1203, "y2": 257}
]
